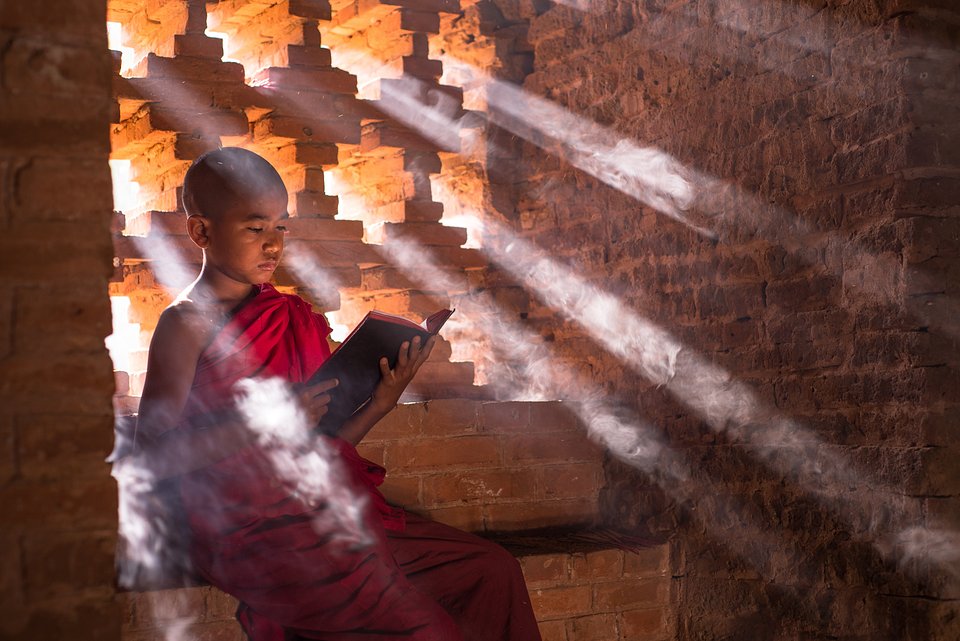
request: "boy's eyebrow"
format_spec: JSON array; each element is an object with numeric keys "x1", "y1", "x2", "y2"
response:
[{"x1": 242, "y1": 212, "x2": 291, "y2": 221}]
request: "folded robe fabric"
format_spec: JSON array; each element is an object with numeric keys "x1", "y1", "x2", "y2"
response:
[{"x1": 175, "y1": 283, "x2": 542, "y2": 641}]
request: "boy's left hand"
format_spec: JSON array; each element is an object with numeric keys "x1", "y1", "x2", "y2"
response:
[{"x1": 370, "y1": 335, "x2": 437, "y2": 413}]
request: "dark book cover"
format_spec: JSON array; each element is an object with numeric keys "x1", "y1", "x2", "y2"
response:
[{"x1": 309, "y1": 308, "x2": 454, "y2": 433}]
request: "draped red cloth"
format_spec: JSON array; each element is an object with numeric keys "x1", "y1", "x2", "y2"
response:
[{"x1": 176, "y1": 283, "x2": 542, "y2": 641}]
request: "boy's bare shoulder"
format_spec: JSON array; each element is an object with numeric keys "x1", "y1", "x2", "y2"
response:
[{"x1": 152, "y1": 297, "x2": 217, "y2": 355}]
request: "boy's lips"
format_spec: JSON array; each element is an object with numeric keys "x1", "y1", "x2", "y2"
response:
[{"x1": 258, "y1": 260, "x2": 278, "y2": 271}]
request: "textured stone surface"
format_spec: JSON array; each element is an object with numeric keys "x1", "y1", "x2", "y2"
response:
[
  {"x1": 426, "y1": 0, "x2": 960, "y2": 638},
  {"x1": 0, "y1": 0, "x2": 119, "y2": 638}
]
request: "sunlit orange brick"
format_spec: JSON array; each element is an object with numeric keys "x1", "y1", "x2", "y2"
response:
[
  {"x1": 422, "y1": 468, "x2": 538, "y2": 505},
  {"x1": 570, "y1": 550, "x2": 624, "y2": 582},
  {"x1": 530, "y1": 585, "x2": 592, "y2": 619},
  {"x1": 483, "y1": 498, "x2": 598, "y2": 531},
  {"x1": 537, "y1": 618, "x2": 568, "y2": 641},
  {"x1": 412, "y1": 361, "x2": 475, "y2": 387},
  {"x1": 593, "y1": 577, "x2": 671, "y2": 610},
  {"x1": 566, "y1": 613, "x2": 618, "y2": 641},
  {"x1": 539, "y1": 462, "x2": 602, "y2": 500},
  {"x1": 387, "y1": 435, "x2": 500, "y2": 470},
  {"x1": 421, "y1": 399, "x2": 479, "y2": 435},
  {"x1": 520, "y1": 553, "x2": 569, "y2": 587}
]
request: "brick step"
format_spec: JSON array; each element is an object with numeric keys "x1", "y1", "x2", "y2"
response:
[
  {"x1": 117, "y1": 533, "x2": 672, "y2": 641},
  {"x1": 357, "y1": 265, "x2": 470, "y2": 294},
  {"x1": 366, "y1": 221, "x2": 468, "y2": 246},
  {"x1": 357, "y1": 400, "x2": 603, "y2": 532},
  {"x1": 324, "y1": 0, "x2": 455, "y2": 40}
]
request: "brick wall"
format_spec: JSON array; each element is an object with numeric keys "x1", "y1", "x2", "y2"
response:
[
  {"x1": 0, "y1": 1, "x2": 120, "y2": 639},
  {"x1": 358, "y1": 400, "x2": 604, "y2": 532},
  {"x1": 5, "y1": 0, "x2": 957, "y2": 639},
  {"x1": 430, "y1": 0, "x2": 958, "y2": 638}
]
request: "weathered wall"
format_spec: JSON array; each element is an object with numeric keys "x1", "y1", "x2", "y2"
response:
[
  {"x1": 0, "y1": 1, "x2": 120, "y2": 639},
  {"x1": 435, "y1": 0, "x2": 960, "y2": 638}
]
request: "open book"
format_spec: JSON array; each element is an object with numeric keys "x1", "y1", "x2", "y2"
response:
[{"x1": 309, "y1": 308, "x2": 454, "y2": 432}]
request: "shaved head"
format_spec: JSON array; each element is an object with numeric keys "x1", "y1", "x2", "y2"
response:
[{"x1": 182, "y1": 147, "x2": 287, "y2": 219}]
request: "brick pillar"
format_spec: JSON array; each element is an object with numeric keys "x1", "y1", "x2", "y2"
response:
[{"x1": 0, "y1": 1, "x2": 120, "y2": 638}]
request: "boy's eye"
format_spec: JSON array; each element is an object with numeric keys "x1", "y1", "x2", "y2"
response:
[
  {"x1": 247, "y1": 227, "x2": 263, "y2": 233},
  {"x1": 277, "y1": 225, "x2": 289, "y2": 233}
]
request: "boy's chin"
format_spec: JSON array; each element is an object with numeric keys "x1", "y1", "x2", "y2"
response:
[{"x1": 251, "y1": 270, "x2": 277, "y2": 284}]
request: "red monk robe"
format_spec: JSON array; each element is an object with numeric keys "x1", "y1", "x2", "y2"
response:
[{"x1": 175, "y1": 283, "x2": 542, "y2": 641}]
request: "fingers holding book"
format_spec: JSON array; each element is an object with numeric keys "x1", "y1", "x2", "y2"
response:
[
  {"x1": 371, "y1": 335, "x2": 437, "y2": 411},
  {"x1": 294, "y1": 378, "x2": 339, "y2": 427}
]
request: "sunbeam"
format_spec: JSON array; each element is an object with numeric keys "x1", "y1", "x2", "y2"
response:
[
  {"x1": 466, "y1": 212, "x2": 958, "y2": 587},
  {"x1": 234, "y1": 377, "x2": 373, "y2": 547},
  {"x1": 281, "y1": 242, "x2": 345, "y2": 314},
  {"x1": 373, "y1": 234, "x2": 892, "y2": 587}
]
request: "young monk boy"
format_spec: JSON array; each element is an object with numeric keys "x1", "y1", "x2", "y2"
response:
[{"x1": 131, "y1": 147, "x2": 542, "y2": 641}]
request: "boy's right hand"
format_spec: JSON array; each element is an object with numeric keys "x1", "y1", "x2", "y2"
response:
[{"x1": 294, "y1": 378, "x2": 339, "y2": 428}]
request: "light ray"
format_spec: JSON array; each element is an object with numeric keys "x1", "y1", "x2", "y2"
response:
[
  {"x1": 374, "y1": 235, "x2": 896, "y2": 586},
  {"x1": 281, "y1": 243, "x2": 344, "y2": 311},
  {"x1": 468, "y1": 212, "x2": 958, "y2": 586},
  {"x1": 366, "y1": 67, "x2": 708, "y2": 237},
  {"x1": 107, "y1": 21, "x2": 137, "y2": 77},
  {"x1": 111, "y1": 157, "x2": 196, "y2": 294},
  {"x1": 105, "y1": 296, "x2": 141, "y2": 374},
  {"x1": 234, "y1": 377, "x2": 373, "y2": 547}
]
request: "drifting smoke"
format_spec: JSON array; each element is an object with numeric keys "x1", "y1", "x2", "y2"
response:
[
  {"x1": 110, "y1": 416, "x2": 194, "y2": 590},
  {"x1": 282, "y1": 243, "x2": 344, "y2": 312},
  {"x1": 894, "y1": 527, "x2": 960, "y2": 584},
  {"x1": 378, "y1": 235, "x2": 847, "y2": 578},
  {"x1": 482, "y1": 217, "x2": 864, "y2": 487},
  {"x1": 493, "y1": 231, "x2": 682, "y2": 387},
  {"x1": 377, "y1": 235, "x2": 680, "y2": 480},
  {"x1": 130, "y1": 234, "x2": 196, "y2": 295},
  {"x1": 376, "y1": 80, "x2": 464, "y2": 153},
  {"x1": 469, "y1": 214, "x2": 960, "y2": 586},
  {"x1": 234, "y1": 377, "x2": 372, "y2": 547},
  {"x1": 481, "y1": 77, "x2": 705, "y2": 233}
]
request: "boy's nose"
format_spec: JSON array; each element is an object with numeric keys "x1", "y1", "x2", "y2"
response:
[{"x1": 263, "y1": 230, "x2": 284, "y2": 250}]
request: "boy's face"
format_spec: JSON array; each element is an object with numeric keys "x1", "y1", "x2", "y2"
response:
[{"x1": 197, "y1": 191, "x2": 289, "y2": 286}]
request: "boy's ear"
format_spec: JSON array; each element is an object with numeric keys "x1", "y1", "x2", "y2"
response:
[{"x1": 186, "y1": 215, "x2": 210, "y2": 248}]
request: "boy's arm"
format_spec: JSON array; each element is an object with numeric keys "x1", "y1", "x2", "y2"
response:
[
  {"x1": 336, "y1": 335, "x2": 436, "y2": 445},
  {"x1": 126, "y1": 306, "x2": 255, "y2": 481}
]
